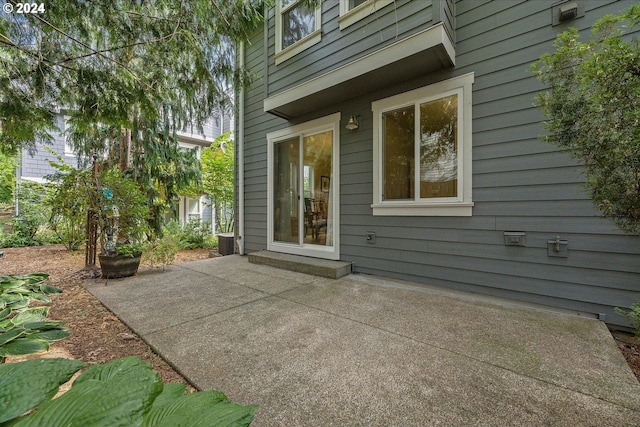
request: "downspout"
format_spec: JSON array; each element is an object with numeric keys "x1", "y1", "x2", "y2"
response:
[
  {"x1": 236, "y1": 41, "x2": 245, "y2": 254},
  {"x1": 14, "y1": 152, "x2": 21, "y2": 216}
]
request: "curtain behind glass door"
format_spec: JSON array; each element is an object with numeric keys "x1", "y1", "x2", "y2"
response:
[{"x1": 303, "y1": 131, "x2": 333, "y2": 246}]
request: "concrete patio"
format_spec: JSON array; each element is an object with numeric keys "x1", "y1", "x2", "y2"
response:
[{"x1": 85, "y1": 255, "x2": 640, "y2": 426}]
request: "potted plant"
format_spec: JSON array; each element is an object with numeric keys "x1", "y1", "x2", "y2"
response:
[{"x1": 97, "y1": 170, "x2": 150, "y2": 279}]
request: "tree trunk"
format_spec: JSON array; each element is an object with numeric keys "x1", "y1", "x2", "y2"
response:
[
  {"x1": 119, "y1": 128, "x2": 131, "y2": 172},
  {"x1": 84, "y1": 156, "x2": 99, "y2": 275}
]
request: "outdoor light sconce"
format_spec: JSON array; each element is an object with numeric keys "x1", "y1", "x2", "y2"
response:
[
  {"x1": 559, "y1": 2, "x2": 578, "y2": 22},
  {"x1": 345, "y1": 115, "x2": 359, "y2": 131}
]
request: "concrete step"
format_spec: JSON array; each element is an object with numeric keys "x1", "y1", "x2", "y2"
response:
[{"x1": 248, "y1": 251, "x2": 352, "y2": 279}]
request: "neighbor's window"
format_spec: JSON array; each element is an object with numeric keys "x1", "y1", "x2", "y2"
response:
[
  {"x1": 372, "y1": 73, "x2": 474, "y2": 216},
  {"x1": 275, "y1": 0, "x2": 321, "y2": 64}
]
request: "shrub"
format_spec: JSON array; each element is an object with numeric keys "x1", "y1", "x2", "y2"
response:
[
  {"x1": 144, "y1": 234, "x2": 183, "y2": 269},
  {"x1": 45, "y1": 165, "x2": 90, "y2": 251},
  {"x1": 1, "y1": 182, "x2": 50, "y2": 248},
  {"x1": 164, "y1": 218, "x2": 215, "y2": 249},
  {"x1": 181, "y1": 218, "x2": 214, "y2": 249},
  {"x1": 615, "y1": 303, "x2": 640, "y2": 337},
  {"x1": 532, "y1": 4, "x2": 640, "y2": 233}
]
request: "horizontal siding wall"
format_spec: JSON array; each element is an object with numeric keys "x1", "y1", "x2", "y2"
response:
[
  {"x1": 241, "y1": 0, "x2": 640, "y2": 328},
  {"x1": 241, "y1": 26, "x2": 284, "y2": 254},
  {"x1": 21, "y1": 114, "x2": 77, "y2": 181},
  {"x1": 265, "y1": 0, "x2": 439, "y2": 96},
  {"x1": 339, "y1": 0, "x2": 640, "y2": 328}
]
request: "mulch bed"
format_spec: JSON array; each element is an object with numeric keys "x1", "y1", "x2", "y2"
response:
[{"x1": 1, "y1": 244, "x2": 212, "y2": 386}]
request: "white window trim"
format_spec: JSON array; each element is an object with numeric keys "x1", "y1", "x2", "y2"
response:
[
  {"x1": 267, "y1": 113, "x2": 341, "y2": 260},
  {"x1": 275, "y1": 0, "x2": 322, "y2": 65},
  {"x1": 338, "y1": 0, "x2": 394, "y2": 30},
  {"x1": 62, "y1": 115, "x2": 74, "y2": 157},
  {"x1": 372, "y1": 73, "x2": 474, "y2": 217}
]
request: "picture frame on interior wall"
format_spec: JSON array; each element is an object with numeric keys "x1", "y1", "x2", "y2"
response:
[{"x1": 321, "y1": 176, "x2": 330, "y2": 192}]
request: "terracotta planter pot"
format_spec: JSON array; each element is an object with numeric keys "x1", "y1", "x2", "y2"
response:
[{"x1": 99, "y1": 253, "x2": 142, "y2": 279}]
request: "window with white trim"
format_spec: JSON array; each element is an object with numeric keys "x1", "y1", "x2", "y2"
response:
[
  {"x1": 62, "y1": 115, "x2": 74, "y2": 157},
  {"x1": 275, "y1": 0, "x2": 321, "y2": 65},
  {"x1": 372, "y1": 73, "x2": 474, "y2": 216},
  {"x1": 187, "y1": 197, "x2": 201, "y2": 221},
  {"x1": 338, "y1": 0, "x2": 393, "y2": 30}
]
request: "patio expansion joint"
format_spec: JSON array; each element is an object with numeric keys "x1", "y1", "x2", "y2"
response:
[
  {"x1": 272, "y1": 293, "x2": 640, "y2": 413},
  {"x1": 134, "y1": 267, "x2": 638, "y2": 414},
  {"x1": 145, "y1": 272, "x2": 325, "y2": 338}
]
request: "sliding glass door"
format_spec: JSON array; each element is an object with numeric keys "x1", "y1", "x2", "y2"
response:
[{"x1": 268, "y1": 114, "x2": 339, "y2": 259}]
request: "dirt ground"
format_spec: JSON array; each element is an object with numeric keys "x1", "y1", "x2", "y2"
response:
[{"x1": 1, "y1": 244, "x2": 639, "y2": 386}]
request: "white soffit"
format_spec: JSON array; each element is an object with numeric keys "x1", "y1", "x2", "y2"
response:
[{"x1": 264, "y1": 23, "x2": 455, "y2": 119}]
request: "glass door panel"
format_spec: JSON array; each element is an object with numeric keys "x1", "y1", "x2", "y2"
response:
[
  {"x1": 273, "y1": 137, "x2": 299, "y2": 243},
  {"x1": 303, "y1": 131, "x2": 333, "y2": 246}
]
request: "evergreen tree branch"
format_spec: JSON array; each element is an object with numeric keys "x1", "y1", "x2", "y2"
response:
[{"x1": 28, "y1": 14, "x2": 148, "y2": 88}]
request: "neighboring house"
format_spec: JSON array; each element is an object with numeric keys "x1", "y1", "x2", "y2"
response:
[
  {"x1": 18, "y1": 111, "x2": 233, "y2": 232},
  {"x1": 235, "y1": 0, "x2": 640, "y2": 328},
  {"x1": 174, "y1": 113, "x2": 234, "y2": 231}
]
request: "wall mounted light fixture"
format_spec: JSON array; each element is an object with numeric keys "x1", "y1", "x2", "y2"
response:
[{"x1": 345, "y1": 115, "x2": 359, "y2": 130}]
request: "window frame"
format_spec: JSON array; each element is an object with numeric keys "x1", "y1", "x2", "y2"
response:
[
  {"x1": 275, "y1": 0, "x2": 322, "y2": 65},
  {"x1": 371, "y1": 73, "x2": 474, "y2": 216},
  {"x1": 62, "y1": 115, "x2": 74, "y2": 157},
  {"x1": 338, "y1": 0, "x2": 394, "y2": 30}
]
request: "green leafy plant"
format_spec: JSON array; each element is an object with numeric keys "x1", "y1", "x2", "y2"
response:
[
  {"x1": 0, "y1": 273, "x2": 61, "y2": 313},
  {"x1": 201, "y1": 133, "x2": 235, "y2": 233},
  {"x1": 532, "y1": 4, "x2": 640, "y2": 233},
  {"x1": 1, "y1": 182, "x2": 50, "y2": 248},
  {"x1": 0, "y1": 152, "x2": 16, "y2": 204},
  {"x1": 615, "y1": 303, "x2": 640, "y2": 337},
  {"x1": 144, "y1": 235, "x2": 183, "y2": 269},
  {"x1": 45, "y1": 152, "x2": 90, "y2": 251},
  {"x1": 0, "y1": 273, "x2": 69, "y2": 363},
  {"x1": 163, "y1": 218, "x2": 215, "y2": 249},
  {"x1": 1, "y1": 272, "x2": 257, "y2": 424},
  {"x1": 98, "y1": 169, "x2": 151, "y2": 252},
  {"x1": 181, "y1": 218, "x2": 215, "y2": 249},
  {"x1": 115, "y1": 242, "x2": 146, "y2": 258},
  {"x1": 0, "y1": 356, "x2": 257, "y2": 426}
]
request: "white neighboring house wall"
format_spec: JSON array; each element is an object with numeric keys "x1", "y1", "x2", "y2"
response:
[{"x1": 176, "y1": 110, "x2": 234, "y2": 234}]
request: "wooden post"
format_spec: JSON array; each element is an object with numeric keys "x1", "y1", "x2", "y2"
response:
[{"x1": 84, "y1": 155, "x2": 99, "y2": 275}]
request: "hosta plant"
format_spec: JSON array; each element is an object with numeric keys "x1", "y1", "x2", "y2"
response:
[
  {"x1": 0, "y1": 273, "x2": 69, "y2": 362},
  {"x1": 0, "y1": 273, "x2": 62, "y2": 312},
  {"x1": 0, "y1": 356, "x2": 257, "y2": 426}
]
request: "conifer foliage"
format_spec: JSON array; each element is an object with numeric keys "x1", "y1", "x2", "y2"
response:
[{"x1": 0, "y1": 0, "x2": 266, "y2": 232}]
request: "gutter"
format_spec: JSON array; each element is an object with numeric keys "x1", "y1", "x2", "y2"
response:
[{"x1": 236, "y1": 41, "x2": 245, "y2": 255}]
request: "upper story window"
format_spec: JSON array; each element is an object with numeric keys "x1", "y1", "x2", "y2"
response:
[
  {"x1": 371, "y1": 73, "x2": 474, "y2": 216},
  {"x1": 338, "y1": 0, "x2": 393, "y2": 30},
  {"x1": 275, "y1": 0, "x2": 321, "y2": 65}
]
